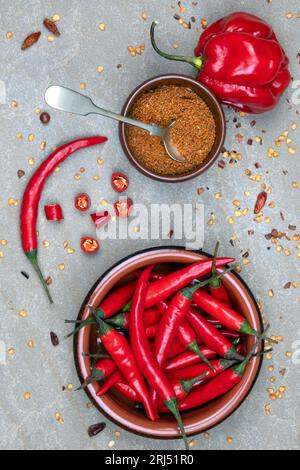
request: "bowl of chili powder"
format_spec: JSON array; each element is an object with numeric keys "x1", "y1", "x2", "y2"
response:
[{"x1": 119, "y1": 74, "x2": 225, "y2": 182}]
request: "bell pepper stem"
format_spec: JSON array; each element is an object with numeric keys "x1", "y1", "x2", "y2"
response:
[
  {"x1": 26, "y1": 250, "x2": 53, "y2": 304},
  {"x1": 164, "y1": 398, "x2": 189, "y2": 450},
  {"x1": 150, "y1": 20, "x2": 204, "y2": 70}
]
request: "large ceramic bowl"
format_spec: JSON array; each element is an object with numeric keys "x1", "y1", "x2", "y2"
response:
[
  {"x1": 74, "y1": 247, "x2": 263, "y2": 439},
  {"x1": 119, "y1": 74, "x2": 226, "y2": 182}
]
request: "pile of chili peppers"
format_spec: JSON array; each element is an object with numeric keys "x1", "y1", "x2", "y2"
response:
[{"x1": 70, "y1": 248, "x2": 272, "y2": 449}]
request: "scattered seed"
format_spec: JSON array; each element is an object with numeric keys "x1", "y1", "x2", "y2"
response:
[
  {"x1": 99, "y1": 23, "x2": 106, "y2": 31},
  {"x1": 19, "y1": 309, "x2": 28, "y2": 318},
  {"x1": 24, "y1": 392, "x2": 31, "y2": 400},
  {"x1": 40, "y1": 112, "x2": 51, "y2": 124}
]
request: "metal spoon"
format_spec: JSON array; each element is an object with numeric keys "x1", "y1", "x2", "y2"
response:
[{"x1": 44, "y1": 85, "x2": 185, "y2": 163}]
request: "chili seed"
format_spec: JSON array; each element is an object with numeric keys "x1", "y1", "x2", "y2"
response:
[
  {"x1": 24, "y1": 392, "x2": 31, "y2": 400},
  {"x1": 50, "y1": 331, "x2": 59, "y2": 346},
  {"x1": 19, "y1": 309, "x2": 28, "y2": 318},
  {"x1": 88, "y1": 422, "x2": 106, "y2": 437},
  {"x1": 17, "y1": 169, "x2": 25, "y2": 178},
  {"x1": 40, "y1": 112, "x2": 51, "y2": 124}
]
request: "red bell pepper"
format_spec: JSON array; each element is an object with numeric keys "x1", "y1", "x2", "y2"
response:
[{"x1": 151, "y1": 12, "x2": 291, "y2": 113}]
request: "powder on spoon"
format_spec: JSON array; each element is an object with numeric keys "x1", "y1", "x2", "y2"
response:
[{"x1": 126, "y1": 85, "x2": 216, "y2": 177}]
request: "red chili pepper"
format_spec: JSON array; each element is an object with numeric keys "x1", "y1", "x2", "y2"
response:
[
  {"x1": 169, "y1": 372, "x2": 209, "y2": 401},
  {"x1": 208, "y1": 242, "x2": 231, "y2": 305},
  {"x1": 90, "y1": 211, "x2": 111, "y2": 229},
  {"x1": 158, "y1": 333, "x2": 264, "y2": 413},
  {"x1": 165, "y1": 345, "x2": 217, "y2": 372},
  {"x1": 114, "y1": 197, "x2": 133, "y2": 218},
  {"x1": 111, "y1": 172, "x2": 129, "y2": 193},
  {"x1": 166, "y1": 340, "x2": 187, "y2": 359},
  {"x1": 145, "y1": 323, "x2": 159, "y2": 340},
  {"x1": 193, "y1": 290, "x2": 259, "y2": 336},
  {"x1": 96, "y1": 370, "x2": 122, "y2": 396},
  {"x1": 151, "y1": 13, "x2": 291, "y2": 113},
  {"x1": 94, "y1": 315, "x2": 156, "y2": 422},
  {"x1": 167, "y1": 358, "x2": 236, "y2": 381},
  {"x1": 145, "y1": 257, "x2": 234, "y2": 309},
  {"x1": 113, "y1": 380, "x2": 138, "y2": 401},
  {"x1": 187, "y1": 308, "x2": 244, "y2": 361},
  {"x1": 106, "y1": 307, "x2": 161, "y2": 329},
  {"x1": 129, "y1": 266, "x2": 189, "y2": 449},
  {"x1": 96, "y1": 280, "x2": 137, "y2": 320},
  {"x1": 154, "y1": 282, "x2": 215, "y2": 370},
  {"x1": 76, "y1": 357, "x2": 116, "y2": 389},
  {"x1": 44, "y1": 203, "x2": 64, "y2": 221},
  {"x1": 74, "y1": 193, "x2": 91, "y2": 212},
  {"x1": 20, "y1": 136, "x2": 107, "y2": 303},
  {"x1": 80, "y1": 236, "x2": 100, "y2": 254}
]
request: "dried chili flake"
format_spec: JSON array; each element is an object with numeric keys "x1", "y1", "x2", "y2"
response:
[
  {"x1": 21, "y1": 32, "x2": 41, "y2": 50},
  {"x1": 43, "y1": 18, "x2": 61, "y2": 36},
  {"x1": 50, "y1": 331, "x2": 59, "y2": 346},
  {"x1": 88, "y1": 422, "x2": 106, "y2": 437},
  {"x1": 254, "y1": 191, "x2": 267, "y2": 214}
]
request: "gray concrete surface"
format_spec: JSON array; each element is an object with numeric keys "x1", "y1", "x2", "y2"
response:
[{"x1": 0, "y1": 0, "x2": 299, "y2": 450}]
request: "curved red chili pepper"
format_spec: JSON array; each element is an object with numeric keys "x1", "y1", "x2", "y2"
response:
[
  {"x1": 113, "y1": 380, "x2": 138, "y2": 401},
  {"x1": 167, "y1": 358, "x2": 236, "y2": 381},
  {"x1": 169, "y1": 372, "x2": 209, "y2": 401},
  {"x1": 95, "y1": 315, "x2": 156, "y2": 422},
  {"x1": 129, "y1": 266, "x2": 189, "y2": 449},
  {"x1": 187, "y1": 308, "x2": 244, "y2": 361},
  {"x1": 20, "y1": 136, "x2": 107, "y2": 303},
  {"x1": 76, "y1": 357, "x2": 116, "y2": 390},
  {"x1": 96, "y1": 370, "x2": 122, "y2": 396},
  {"x1": 145, "y1": 257, "x2": 234, "y2": 309},
  {"x1": 44, "y1": 203, "x2": 64, "y2": 221},
  {"x1": 165, "y1": 345, "x2": 217, "y2": 372},
  {"x1": 96, "y1": 280, "x2": 137, "y2": 320},
  {"x1": 193, "y1": 290, "x2": 258, "y2": 335}
]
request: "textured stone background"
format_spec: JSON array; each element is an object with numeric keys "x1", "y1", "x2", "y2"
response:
[{"x1": 0, "y1": 0, "x2": 299, "y2": 450}]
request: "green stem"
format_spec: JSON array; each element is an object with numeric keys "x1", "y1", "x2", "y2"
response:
[
  {"x1": 75, "y1": 368, "x2": 104, "y2": 391},
  {"x1": 150, "y1": 21, "x2": 204, "y2": 70},
  {"x1": 26, "y1": 250, "x2": 53, "y2": 303},
  {"x1": 64, "y1": 316, "x2": 95, "y2": 339},
  {"x1": 164, "y1": 398, "x2": 189, "y2": 450},
  {"x1": 106, "y1": 313, "x2": 126, "y2": 328},
  {"x1": 188, "y1": 341, "x2": 215, "y2": 371},
  {"x1": 181, "y1": 267, "x2": 234, "y2": 300},
  {"x1": 180, "y1": 372, "x2": 209, "y2": 395},
  {"x1": 82, "y1": 352, "x2": 110, "y2": 359},
  {"x1": 234, "y1": 324, "x2": 269, "y2": 377},
  {"x1": 121, "y1": 300, "x2": 132, "y2": 312}
]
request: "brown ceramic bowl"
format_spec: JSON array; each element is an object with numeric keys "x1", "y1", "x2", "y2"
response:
[
  {"x1": 119, "y1": 74, "x2": 226, "y2": 182},
  {"x1": 74, "y1": 246, "x2": 263, "y2": 439}
]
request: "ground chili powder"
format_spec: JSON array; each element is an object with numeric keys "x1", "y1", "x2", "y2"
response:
[{"x1": 126, "y1": 85, "x2": 216, "y2": 176}]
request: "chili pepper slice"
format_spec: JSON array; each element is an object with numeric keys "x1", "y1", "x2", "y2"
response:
[
  {"x1": 90, "y1": 211, "x2": 111, "y2": 229},
  {"x1": 80, "y1": 236, "x2": 99, "y2": 254},
  {"x1": 93, "y1": 314, "x2": 157, "y2": 422},
  {"x1": 111, "y1": 172, "x2": 129, "y2": 193},
  {"x1": 44, "y1": 203, "x2": 64, "y2": 221},
  {"x1": 144, "y1": 257, "x2": 234, "y2": 309},
  {"x1": 208, "y1": 242, "x2": 231, "y2": 305},
  {"x1": 187, "y1": 308, "x2": 244, "y2": 361},
  {"x1": 158, "y1": 329, "x2": 267, "y2": 413},
  {"x1": 75, "y1": 193, "x2": 91, "y2": 212},
  {"x1": 114, "y1": 197, "x2": 133, "y2": 218},
  {"x1": 20, "y1": 136, "x2": 107, "y2": 303},
  {"x1": 129, "y1": 266, "x2": 189, "y2": 449}
]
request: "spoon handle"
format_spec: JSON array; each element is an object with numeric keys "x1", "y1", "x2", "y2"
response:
[{"x1": 45, "y1": 85, "x2": 160, "y2": 135}]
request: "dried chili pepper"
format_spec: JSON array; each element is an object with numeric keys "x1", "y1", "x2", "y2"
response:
[
  {"x1": 111, "y1": 172, "x2": 129, "y2": 193},
  {"x1": 144, "y1": 257, "x2": 234, "y2": 309},
  {"x1": 88, "y1": 422, "x2": 106, "y2": 437},
  {"x1": 43, "y1": 18, "x2": 61, "y2": 37},
  {"x1": 114, "y1": 198, "x2": 133, "y2": 218},
  {"x1": 94, "y1": 315, "x2": 156, "y2": 422},
  {"x1": 44, "y1": 203, "x2": 64, "y2": 221},
  {"x1": 254, "y1": 191, "x2": 267, "y2": 214},
  {"x1": 20, "y1": 136, "x2": 107, "y2": 302},
  {"x1": 129, "y1": 266, "x2": 189, "y2": 449},
  {"x1": 21, "y1": 32, "x2": 41, "y2": 50},
  {"x1": 90, "y1": 211, "x2": 111, "y2": 229},
  {"x1": 187, "y1": 308, "x2": 244, "y2": 361},
  {"x1": 75, "y1": 193, "x2": 91, "y2": 212},
  {"x1": 80, "y1": 237, "x2": 99, "y2": 254}
]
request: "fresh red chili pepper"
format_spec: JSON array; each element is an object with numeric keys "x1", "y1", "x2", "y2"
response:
[
  {"x1": 165, "y1": 345, "x2": 217, "y2": 372},
  {"x1": 145, "y1": 257, "x2": 234, "y2": 309},
  {"x1": 111, "y1": 172, "x2": 129, "y2": 193},
  {"x1": 187, "y1": 308, "x2": 244, "y2": 361},
  {"x1": 90, "y1": 211, "x2": 111, "y2": 229},
  {"x1": 20, "y1": 136, "x2": 107, "y2": 303},
  {"x1": 74, "y1": 193, "x2": 91, "y2": 212},
  {"x1": 114, "y1": 197, "x2": 133, "y2": 218},
  {"x1": 169, "y1": 372, "x2": 209, "y2": 401},
  {"x1": 96, "y1": 370, "x2": 123, "y2": 396},
  {"x1": 208, "y1": 242, "x2": 231, "y2": 305},
  {"x1": 94, "y1": 315, "x2": 156, "y2": 422},
  {"x1": 166, "y1": 340, "x2": 187, "y2": 359},
  {"x1": 96, "y1": 280, "x2": 137, "y2": 320},
  {"x1": 129, "y1": 266, "x2": 189, "y2": 449},
  {"x1": 80, "y1": 236, "x2": 100, "y2": 254},
  {"x1": 44, "y1": 203, "x2": 64, "y2": 221},
  {"x1": 158, "y1": 332, "x2": 265, "y2": 413},
  {"x1": 151, "y1": 13, "x2": 291, "y2": 113},
  {"x1": 76, "y1": 357, "x2": 116, "y2": 390},
  {"x1": 193, "y1": 290, "x2": 259, "y2": 336},
  {"x1": 106, "y1": 307, "x2": 161, "y2": 329},
  {"x1": 113, "y1": 380, "x2": 138, "y2": 401},
  {"x1": 221, "y1": 330, "x2": 242, "y2": 342},
  {"x1": 167, "y1": 357, "x2": 236, "y2": 381},
  {"x1": 154, "y1": 282, "x2": 215, "y2": 370}
]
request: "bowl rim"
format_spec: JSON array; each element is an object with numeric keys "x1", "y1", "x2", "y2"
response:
[
  {"x1": 74, "y1": 246, "x2": 263, "y2": 439},
  {"x1": 119, "y1": 74, "x2": 226, "y2": 183}
]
